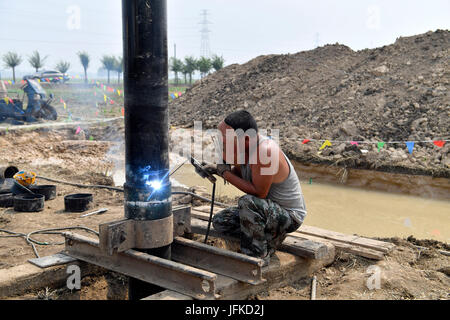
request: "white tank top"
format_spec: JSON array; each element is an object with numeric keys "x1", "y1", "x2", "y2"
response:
[{"x1": 240, "y1": 136, "x2": 307, "y2": 224}]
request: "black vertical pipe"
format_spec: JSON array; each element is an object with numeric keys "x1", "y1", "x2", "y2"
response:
[{"x1": 122, "y1": 0, "x2": 172, "y2": 300}]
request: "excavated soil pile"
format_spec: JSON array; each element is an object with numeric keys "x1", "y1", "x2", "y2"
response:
[{"x1": 170, "y1": 30, "x2": 449, "y2": 177}]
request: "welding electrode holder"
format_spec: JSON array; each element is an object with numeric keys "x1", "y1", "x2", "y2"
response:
[{"x1": 189, "y1": 157, "x2": 217, "y2": 244}]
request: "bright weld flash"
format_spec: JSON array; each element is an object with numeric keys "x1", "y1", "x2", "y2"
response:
[{"x1": 146, "y1": 180, "x2": 162, "y2": 190}]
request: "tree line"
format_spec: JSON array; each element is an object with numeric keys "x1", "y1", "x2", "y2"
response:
[
  {"x1": 170, "y1": 55, "x2": 225, "y2": 85},
  {"x1": 2, "y1": 50, "x2": 224, "y2": 86},
  {"x1": 1, "y1": 50, "x2": 122, "y2": 84}
]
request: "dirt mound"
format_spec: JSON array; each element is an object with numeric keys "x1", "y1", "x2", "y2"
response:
[{"x1": 170, "y1": 30, "x2": 449, "y2": 177}]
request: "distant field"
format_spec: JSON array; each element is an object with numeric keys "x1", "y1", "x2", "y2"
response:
[{"x1": 1, "y1": 80, "x2": 189, "y2": 122}]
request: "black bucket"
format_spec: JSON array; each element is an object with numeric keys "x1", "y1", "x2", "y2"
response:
[
  {"x1": 64, "y1": 193, "x2": 93, "y2": 212},
  {"x1": 0, "y1": 166, "x2": 19, "y2": 180},
  {"x1": 29, "y1": 185, "x2": 57, "y2": 200},
  {"x1": 10, "y1": 180, "x2": 35, "y2": 196},
  {"x1": 0, "y1": 192, "x2": 14, "y2": 208},
  {"x1": 14, "y1": 194, "x2": 45, "y2": 212}
]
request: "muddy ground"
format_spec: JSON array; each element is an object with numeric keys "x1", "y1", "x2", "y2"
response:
[{"x1": 0, "y1": 125, "x2": 448, "y2": 300}]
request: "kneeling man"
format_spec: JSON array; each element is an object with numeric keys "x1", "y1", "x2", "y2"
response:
[{"x1": 203, "y1": 110, "x2": 307, "y2": 261}]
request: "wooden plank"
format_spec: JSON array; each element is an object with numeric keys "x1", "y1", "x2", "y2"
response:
[
  {"x1": 194, "y1": 205, "x2": 222, "y2": 214},
  {"x1": 190, "y1": 217, "x2": 330, "y2": 259},
  {"x1": 193, "y1": 206, "x2": 395, "y2": 254},
  {"x1": 295, "y1": 225, "x2": 395, "y2": 253},
  {"x1": 288, "y1": 232, "x2": 385, "y2": 260}
]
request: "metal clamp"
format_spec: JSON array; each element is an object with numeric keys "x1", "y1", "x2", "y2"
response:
[{"x1": 99, "y1": 215, "x2": 173, "y2": 255}]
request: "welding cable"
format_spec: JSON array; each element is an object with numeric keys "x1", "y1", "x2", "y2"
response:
[
  {"x1": 36, "y1": 175, "x2": 125, "y2": 192},
  {"x1": 204, "y1": 182, "x2": 216, "y2": 244},
  {"x1": 25, "y1": 226, "x2": 99, "y2": 258},
  {"x1": 36, "y1": 175, "x2": 231, "y2": 207},
  {"x1": 0, "y1": 229, "x2": 48, "y2": 245},
  {"x1": 0, "y1": 227, "x2": 99, "y2": 258}
]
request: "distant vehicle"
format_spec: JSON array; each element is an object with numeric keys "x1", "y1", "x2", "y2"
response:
[
  {"x1": 0, "y1": 79, "x2": 57, "y2": 124},
  {"x1": 23, "y1": 70, "x2": 70, "y2": 83}
]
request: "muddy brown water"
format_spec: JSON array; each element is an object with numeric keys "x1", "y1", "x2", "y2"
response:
[{"x1": 170, "y1": 162, "x2": 449, "y2": 243}]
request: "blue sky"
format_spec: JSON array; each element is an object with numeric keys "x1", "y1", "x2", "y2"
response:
[{"x1": 0, "y1": 0, "x2": 449, "y2": 78}]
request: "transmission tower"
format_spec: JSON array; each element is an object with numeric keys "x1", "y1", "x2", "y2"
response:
[
  {"x1": 315, "y1": 32, "x2": 320, "y2": 48},
  {"x1": 199, "y1": 10, "x2": 212, "y2": 57}
]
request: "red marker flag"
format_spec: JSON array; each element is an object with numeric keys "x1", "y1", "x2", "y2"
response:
[
  {"x1": 433, "y1": 140, "x2": 445, "y2": 148},
  {"x1": 302, "y1": 139, "x2": 310, "y2": 144}
]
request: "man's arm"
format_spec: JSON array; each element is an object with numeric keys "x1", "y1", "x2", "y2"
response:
[
  {"x1": 222, "y1": 144, "x2": 275, "y2": 198},
  {"x1": 231, "y1": 164, "x2": 242, "y2": 178}
]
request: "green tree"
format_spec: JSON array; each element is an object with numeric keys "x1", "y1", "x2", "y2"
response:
[
  {"x1": 77, "y1": 51, "x2": 90, "y2": 84},
  {"x1": 211, "y1": 55, "x2": 225, "y2": 72},
  {"x1": 197, "y1": 57, "x2": 212, "y2": 79},
  {"x1": 2, "y1": 52, "x2": 22, "y2": 82},
  {"x1": 55, "y1": 61, "x2": 71, "y2": 74},
  {"x1": 114, "y1": 56, "x2": 123, "y2": 84},
  {"x1": 101, "y1": 55, "x2": 116, "y2": 84},
  {"x1": 170, "y1": 57, "x2": 183, "y2": 85},
  {"x1": 184, "y1": 56, "x2": 197, "y2": 85},
  {"x1": 181, "y1": 63, "x2": 189, "y2": 85},
  {"x1": 28, "y1": 51, "x2": 48, "y2": 72}
]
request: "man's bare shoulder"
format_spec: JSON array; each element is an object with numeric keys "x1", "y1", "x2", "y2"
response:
[{"x1": 254, "y1": 138, "x2": 281, "y2": 167}]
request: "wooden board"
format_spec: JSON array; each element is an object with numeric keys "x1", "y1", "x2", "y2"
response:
[
  {"x1": 192, "y1": 205, "x2": 394, "y2": 257},
  {"x1": 288, "y1": 232, "x2": 385, "y2": 260},
  {"x1": 296, "y1": 225, "x2": 395, "y2": 253},
  {"x1": 190, "y1": 217, "x2": 330, "y2": 259}
]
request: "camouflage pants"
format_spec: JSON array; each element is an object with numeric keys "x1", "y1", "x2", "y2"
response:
[{"x1": 212, "y1": 194, "x2": 301, "y2": 259}]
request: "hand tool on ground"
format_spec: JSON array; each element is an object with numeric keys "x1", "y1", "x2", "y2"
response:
[{"x1": 80, "y1": 207, "x2": 108, "y2": 218}]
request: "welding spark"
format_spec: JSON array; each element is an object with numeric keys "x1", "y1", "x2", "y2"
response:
[
  {"x1": 143, "y1": 164, "x2": 177, "y2": 201},
  {"x1": 146, "y1": 179, "x2": 162, "y2": 190}
]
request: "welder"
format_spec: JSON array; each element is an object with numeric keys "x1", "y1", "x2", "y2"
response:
[{"x1": 201, "y1": 110, "x2": 307, "y2": 263}]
